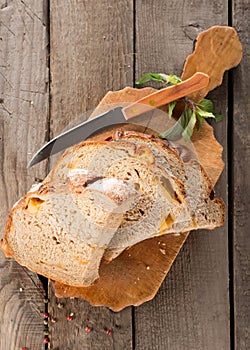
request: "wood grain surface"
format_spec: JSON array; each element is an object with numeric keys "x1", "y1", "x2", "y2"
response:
[
  {"x1": 0, "y1": 0, "x2": 48, "y2": 349},
  {"x1": 134, "y1": 1, "x2": 231, "y2": 350},
  {"x1": 48, "y1": 1, "x2": 134, "y2": 349},
  {"x1": 232, "y1": 1, "x2": 250, "y2": 348},
  {"x1": 0, "y1": 0, "x2": 249, "y2": 349}
]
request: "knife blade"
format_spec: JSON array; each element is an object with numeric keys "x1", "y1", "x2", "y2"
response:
[{"x1": 28, "y1": 72, "x2": 209, "y2": 167}]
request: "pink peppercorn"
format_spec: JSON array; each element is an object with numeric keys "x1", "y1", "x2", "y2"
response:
[
  {"x1": 67, "y1": 315, "x2": 73, "y2": 321},
  {"x1": 51, "y1": 316, "x2": 57, "y2": 323},
  {"x1": 43, "y1": 312, "x2": 49, "y2": 319},
  {"x1": 43, "y1": 337, "x2": 49, "y2": 344},
  {"x1": 106, "y1": 329, "x2": 112, "y2": 336},
  {"x1": 85, "y1": 326, "x2": 91, "y2": 333}
]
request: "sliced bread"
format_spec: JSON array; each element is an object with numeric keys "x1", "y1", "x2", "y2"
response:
[
  {"x1": 0, "y1": 176, "x2": 139, "y2": 286},
  {"x1": 1, "y1": 130, "x2": 225, "y2": 286},
  {"x1": 47, "y1": 129, "x2": 225, "y2": 262}
]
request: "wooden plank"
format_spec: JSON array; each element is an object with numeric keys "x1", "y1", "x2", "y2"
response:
[
  {"x1": 0, "y1": 0, "x2": 49, "y2": 349},
  {"x1": 48, "y1": 296, "x2": 133, "y2": 350},
  {"x1": 232, "y1": 1, "x2": 250, "y2": 348},
  {"x1": 134, "y1": 2, "x2": 230, "y2": 349},
  {"x1": 49, "y1": 0, "x2": 134, "y2": 139},
  {"x1": 48, "y1": 1, "x2": 134, "y2": 348}
]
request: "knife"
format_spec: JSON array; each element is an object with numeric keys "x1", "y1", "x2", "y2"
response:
[{"x1": 28, "y1": 72, "x2": 209, "y2": 167}]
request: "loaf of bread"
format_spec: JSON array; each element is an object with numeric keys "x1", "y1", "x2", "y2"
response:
[{"x1": 0, "y1": 130, "x2": 225, "y2": 286}]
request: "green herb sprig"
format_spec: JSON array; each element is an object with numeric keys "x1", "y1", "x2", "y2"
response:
[
  {"x1": 136, "y1": 73, "x2": 182, "y2": 86},
  {"x1": 136, "y1": 72, "x2": 224, "y2": 141}
]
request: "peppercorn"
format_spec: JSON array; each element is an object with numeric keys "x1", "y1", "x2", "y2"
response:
[
  {"x1": 85, "y1": 326, "x2": 92, "y2": 333},
  {"x1": 51, "y1": 316, "x2": 57, "y2": 323},
  {"x1": 43, "y1": 337, "x2": 49, "y2": 344},
  {"x1": 67, "y1": 315, "x2": 73, "y2": 321}
]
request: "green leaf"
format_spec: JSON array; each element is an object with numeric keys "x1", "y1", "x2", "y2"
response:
[
  {"x1": 196, "y1": 106, "x2": 215, "y2": 119},
  {"x1": 159, "y1": 108, "x2": 190, "y2": 140},
  {"x1": 196, "y1": 114, "x2": 204, "y2": 132},
  {"x1": 182, "y1": 110, "x2": 197, "y2": 141},
  {"x1": 136, "y1": 73, "x2": 169, "y2": 85},
  {"x1": 215, "y1": 114, "x2": 224, "y2": 122},
  {"x1": 158, "y1": 73, "x2": 170, "y2": 82},
  {"x1": 136, "y1": 72, "x2": 182, "y2": 86},
  {"x1": 167, "y1": 74, "x2": 182, "y2": 85},
  {"x1": 198, "y1": 99, "x2": 214, "y2": 113},
  {"x1": 168, "y1": 100, "x2": 177, "y2": 119},
  {"x1": 159, "y1": 120, "x2": 183, "y2": 140}
]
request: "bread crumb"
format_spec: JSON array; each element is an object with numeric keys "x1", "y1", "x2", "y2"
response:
[{"x1": 159, "y1": 248, "x2": 166, "y2": 255}]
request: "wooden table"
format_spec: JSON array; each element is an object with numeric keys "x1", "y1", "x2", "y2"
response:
[{"x1": 0, "y1": 1, "x2": 249, "y2": 349}]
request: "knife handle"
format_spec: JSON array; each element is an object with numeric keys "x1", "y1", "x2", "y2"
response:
[{"x1": 122, "y1": 72, "x2": 209, "y2": 120}]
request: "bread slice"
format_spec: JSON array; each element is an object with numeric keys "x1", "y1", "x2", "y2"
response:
[
  {"x1": 102, "y1": 132, "x2": 225, "y2": 261},
  {"x1": 0, "y1": 176, "x2": 139, "y2": 286}
]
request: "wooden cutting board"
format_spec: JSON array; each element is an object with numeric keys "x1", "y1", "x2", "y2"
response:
[{"x1": 52, "y1": 26, "x2": 242, "y2": 311}]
